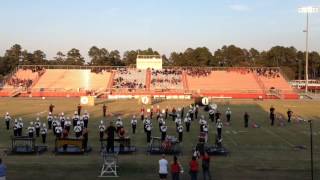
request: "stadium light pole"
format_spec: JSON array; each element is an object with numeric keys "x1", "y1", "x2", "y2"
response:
[
  {"x1": 308, "y1": 120, "x2": 314, "y2": 180},
  {"x1": 298, "y1": 6, "x2": 319, "y2": 93}
]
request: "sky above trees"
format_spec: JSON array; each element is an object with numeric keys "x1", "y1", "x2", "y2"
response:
[{"x1": 0, "y1": 0, "x2": 319, "y2": 60}]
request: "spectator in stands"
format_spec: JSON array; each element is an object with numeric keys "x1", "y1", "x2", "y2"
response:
[{"x1": 186, "y1": 68, "x2": 212, "y2": 77}]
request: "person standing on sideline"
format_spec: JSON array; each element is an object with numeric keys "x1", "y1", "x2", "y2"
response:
[
  {"x1": 244, "y1": 112, "x2": 249, "y2": 128},
  {"x1": 269, "y1": 106, "x2": 275, "y2": 126},
  {"x1": 202, "y1": 152, "x2": 212, "y2": 180},
  {"x1": 189, "y1": 156, "x2": 199, "y2": 180},
  {"x1": 287, "y1": 109, "x2": 293, "y2": 123},
  {"x1": 106, "y1": 122, "x2": 116, "y2": 153},
  {"x1": 0, "y1": 158, "x2": 6, "y2": 180},
  {"x1": 49, "y1": 103, "x2": 55, "y2": 113},
  {"x1": 225, "y1": 107, "x2": 232, "y2": 123},
  {"x1": 103, "y1": 104, "x2": 107, "y2": 117},
  {"x1": 159, "y1": 154, "x2": 168, "y2": 180},
  {"x1": 171, "y1": 156, "x2": 182, "y2": 180},
  {"x1": 77, "y1": 104, "x2": 82, "y2": 116}
]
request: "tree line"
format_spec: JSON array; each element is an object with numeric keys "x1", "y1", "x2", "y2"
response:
[{"x1": 0, "y1": 44, "x2": 319, "y2": 80}]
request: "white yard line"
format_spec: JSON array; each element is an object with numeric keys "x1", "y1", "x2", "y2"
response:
[{"x1": 261, "y1": 127, "x2": 294, "y2": 147}]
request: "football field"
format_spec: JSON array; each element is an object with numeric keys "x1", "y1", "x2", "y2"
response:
[{"x1": 0, "y1": 98, "x2": 319, "y2": 180}]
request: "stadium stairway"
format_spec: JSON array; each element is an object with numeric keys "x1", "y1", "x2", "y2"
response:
[
  {"x1": 146, "y1": 69, "x2": 151, "y2": 91},
  {"x1": 182, "y1": 71, "x2": 189, "y2": 90},
  {"x1": 107, "y1": 70, "x2": 116, "y2": 90}
]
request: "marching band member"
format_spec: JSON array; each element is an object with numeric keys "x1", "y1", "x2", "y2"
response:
[
  {"x1": 203, "y1": 124, "x2": 209, "y2": 142},
  {"x1": 175, "y1": 114, "x2": 182, "y2": 129},
  {"x1": 195, "y1": 105, "x2": 199, "y2": 120},
  {"x1": 64, "y1": 117, "x2": 71, "y2": 132},
  {"x1": 189, "y1": 105, "x2": 195, "y2": 121},
  {"x1": 131, "y1": 115, "x2": 138, "y2": 134},
  {"x1": 72, "y1": 111, "x2": 79, "y2": 127},
  {"x1": 184, "y1": 113, "x2": 191, "y2": 132},
  {"x1": 27, "y1": 122, "x2": 35, "y2": 138},
  {"x1": 199, "y1": 115, "x2": 206, "y2": 132},
  {"x1": 55, "y1": 124, "x2": 63, "y2": 138},
  {"x1": 160, "y1": 123, "x2": 167, "y2": 141},
  {"x1": 18, "y1": 117, "x2": 23, "y2": 136},
  {"x1": 35, "y1": 117, "x2": 41, "y2": 137},
  {"x1": 52, "y1": 117, "x2": 58, "y2": 135},
  {"x1": 158, "y1": 114, "x2": 165, "y2": 131},
  {"x1": 60, "y1": 112, "x2": 65, "y2": 128},
  {"x1": 216, "y1": 119, "x2": 223, "y2": 139},
  {"x1": 177, "y1": 124, "x2": 183, "y2": 142},
  {"x1": 226, "y1": 108, "x2": 232, "y2": 123},
  {"x1": 146, "y1": 122, "x2": 152, "y2": 143},
  {"x1": 115, "y1": 116, "x2": 123, "y2": 133},
  {"x1": 74, "y1": 121, "x2": 82, "y2": 138},
  {"x1": 4, "y1": 112, "x2": 11, "y2": 130},
  {"x1": 82, "y1": 110, "x2": 89, "y2": 128},
  {"x1": 13, "y1": 119, "x2": 19, "y2": 137},
  {"x1": 40, "y1": 123, "x2": 47, "y2": 144},
  {"x1": 99, "y1": 120, "x2": 106, "y2": 139},
  {"x1": 143, "y1": 117, "x2": 151, "y2": 133},
  {"x1": 78, "y1": 118, "x2": 85, "y2": 131},
  {"x1": 208, "y1": 108, "x2": 215, "y2": 122},
  {"x1": 47, "y1": 112, "x2": 53, "y2": 129}
]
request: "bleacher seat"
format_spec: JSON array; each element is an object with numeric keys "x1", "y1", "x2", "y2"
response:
[{"x1": 33, "y1": 69, "x2": 111, "y2": 91}]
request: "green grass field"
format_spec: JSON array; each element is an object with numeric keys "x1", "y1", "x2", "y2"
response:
[{"x1": 0, "y1": 98, "x2": 319, "y2": 180}]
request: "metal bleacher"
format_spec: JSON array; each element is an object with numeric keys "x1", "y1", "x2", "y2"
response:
[{"x1": 0, "y1": 65, "x2": 299, "y2": 99}]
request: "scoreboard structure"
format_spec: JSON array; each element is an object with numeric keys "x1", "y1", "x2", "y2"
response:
[{"x1": 136, "y1": 55, "x2": 162, "y2": 70}]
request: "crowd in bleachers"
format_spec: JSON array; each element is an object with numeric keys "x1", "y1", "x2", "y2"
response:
[
  {"x1": 23, "y1": 66, "x2": 46, "y2": 76},
  {"x1": 151, "y1": 68, "x2": 183, "y2": 89},
  {"x1": 253, "y1": 68, "x2": 280, "y2": 78},
  {"x1": 112, "y1": 68, "x2": 146, "y2": 89},
  {"x1": 185, "y1": 68, "x2": 212, "y2": 77},
  {"x1": 5, "y1": 67, "x2": 47, "y2": 89},
  {"x1": 227, "y1": 68, "x2": 281, "y2": 78},
  {"x1": 6, "y1": 77, "x2": 33, "y2": 88}
]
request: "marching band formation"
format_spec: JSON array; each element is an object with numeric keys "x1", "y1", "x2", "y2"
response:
[{"x1": 3, "y1": 102, "x2": 295, "y2": 152}]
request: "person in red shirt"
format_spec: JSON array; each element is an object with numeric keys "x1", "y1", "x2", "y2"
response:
[
  {"x1": 189, "y1": 156, "x2": 199, "y2": 180},
  {"x1": 202, "y1": 152, "x2": 212, "y2": 180},
  {"x1": 170, "y1": 156, "x2": 182, "y2": 180}
]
